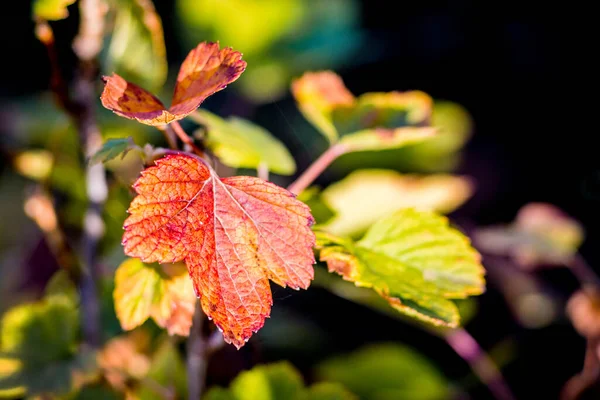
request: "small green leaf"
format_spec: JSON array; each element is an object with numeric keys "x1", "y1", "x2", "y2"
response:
[
  {"x1": 204, "y1": 362, "x2": 355, "y2": 400},
  {"x1": 316, "y1": 343, "x2": 450, "y2": 400},
  {"x1": 105, "y1": 0, "x2": 168, "y2": 91},
  {"x1": 89, "y1": 137, "x2": 139, "y2": 165},
  {"x1": 45, "y1": 270, "x2": 79, "y2": 304},
  {"x1": 316, "y1": 209, "x2": 485, "y2": 327},
  {"x1": 321, "y1": 170, "x2": 473, "y2": 237},
  {"x1": 33, "y1": 0, "x2": 76, "y2": 20},
  {"x1": 0, "y1": 295, "x2": 95, "y2": 397},
  {"x1": 113, "y1": 259, "x2": 196, "y2": 335},
  {"x1": 297, "y1": 187, "x2": 336, "y2": 225},
  {"x1": 292, "y1": 72, "x2": 437, "y2": 151},
  {"x1": 303, "y1": 382, "x2": 357, "y2": 400},
  {"x1": 192, "y1": 110, "x2": 296, "y2": 175}
]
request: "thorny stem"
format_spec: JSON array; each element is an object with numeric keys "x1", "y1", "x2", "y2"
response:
[
  {"x1": 445, "y1": 328, "x2": 516, "y2": 400},
  {"x1": 287, "y1": 143, "x2": 348, "y2": 195},
  {"x1": 169, "y1": 121, "x2": 205, "y2": 157},
  {"x1": 187, "y1": 302, "x2": 208, "y2": 400},
  {"x1": 72, "y1": 0, "x2": 108, "y2": 347}
]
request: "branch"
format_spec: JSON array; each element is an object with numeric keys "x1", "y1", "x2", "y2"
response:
[
  {"x1": 71, "y1": 0, "x2": 108, "y2": 347},
  {"x1": 445, "y1": 328, "x2": 516, "y2": 400},
  {"x1": 287, "y1": 143, "x2": 348, "y2": 195},
  {"x1": 169, "y1": 122, "x2": 205, "y2": 157},
  {"x1": 561, "y1": 339, "x2": 600, "y2": 400},
  {"x1": 187, "y1": 302, "x2": 208, "y2": 400}
]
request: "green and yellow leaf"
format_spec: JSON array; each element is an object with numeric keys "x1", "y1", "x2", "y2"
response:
[
  {"x1": 33, "y1": 0, "x2": 76, "y2": 20},
  {"x1": 192, "y1": 110, "x2": 296, "y2": 175},
  {"x1": 113, "y1": 258, "x2": 196, "y2": 335},
  {"x1": 316, "y1": 343, "x2": 449, "y2": 400},
  {"x1": 321, "y1": 169, "x2": 473, "y2": 237},
  {"x1": 106, "y1": 0, "x2": 168, "y2": 91},
  {"x1": 316, "y1": 208, "x2": 485, "y2": 327}
]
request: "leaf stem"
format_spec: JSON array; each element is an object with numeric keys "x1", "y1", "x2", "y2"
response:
[
  {"x1": 257, "y1": 162, "x2": 269, "y2": 181},
  {"x1": 169, "y1": 121, "x2": 205, "y2": 157},
  {"x1": 445, "y1": 328, "x2": 516, "y2": 400},
  {"x1": 287, "y1": 143, "x2": 348, "y2": 195},
  {"x1": 187, "y1": 302, "x2": 208, "y2": 400}
]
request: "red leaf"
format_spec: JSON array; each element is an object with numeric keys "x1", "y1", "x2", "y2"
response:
[
  {"x1": 101, "y1": 42, "x2": 246, "y2": 126},
  {"x1": 122, "y1": 154, "x2": 315, "y2": 347}
]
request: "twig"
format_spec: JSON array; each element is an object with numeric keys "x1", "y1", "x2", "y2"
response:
[
  {"x1": 169, "y1": 122, "x2": 205, "y2": 157},
  {"x1": 561, "y1": 338, "x2": 600, "y2": 400},
  {"x1": 445, "y1": 328, "x2": 516, "y2": 400},
  {"x1": 187, "y1": 302, "x2": 208, "y2": 400},
  {"x1": 287, "y1": 143, "x2": 348, "y2": 195},
  {"x1": 569, "y1": 254, "x2": 600, "y2": 289},
  {"x1": 257, "y1": 162, "x2": 269, "y2": 181},
  {"x1": 71, "y1": 0, "x2": 108, "y2": 347},
  {"x1": 157, "y1": 126, "x2": 178, "y2": 150}
]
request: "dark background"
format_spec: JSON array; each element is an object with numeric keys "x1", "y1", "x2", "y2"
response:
[{"x1": 1, "y1": 1, "x2": 595, "y2": 399}]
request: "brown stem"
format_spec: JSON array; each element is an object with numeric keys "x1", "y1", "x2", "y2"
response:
[
  {"x1": 445, "y1": 328, "x2": 516, "y2": 400},
  {"x1": 287, "y1": 143, "x2": 348, "y2": 195},
  {"x1": 569, "y1": 254, "x2": 600, "y2": 289},
  {"x1": 157, "y1": 126, "x2": 178, "y2": 150},
  {"x1": 169, "y1": 122, "x2": 205, "y2": 157},
  {"x1": 187, "y1": 302, "x2": 208, "y2": 400},
  {"x1": 71, "y1": 0, "x2": 108, "y2": 347},
  {"x1": 561, "y1": 339, "x2": 600, "y2": 400}
]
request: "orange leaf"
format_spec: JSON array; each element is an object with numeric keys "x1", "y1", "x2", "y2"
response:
[
  {"x1": 122, "y1": 154, "x2": 315, "y2": 347},
  {"x1": 101, "y1": 42, "x2": 246, "y2": 126}
]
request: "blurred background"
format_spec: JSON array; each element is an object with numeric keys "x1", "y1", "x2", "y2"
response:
[{"x1": 0, "y1": 1, "x2": 595, "y2": 399}]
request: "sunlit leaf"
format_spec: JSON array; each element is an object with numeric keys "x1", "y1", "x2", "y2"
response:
[
  {"x1": 192, "y1": 109, "x2": 296, "y2": 175},
  {"x1": 316, "y1": 343, "x2": 450, "y2": 400},
  {"x1": 33, "y1": 0, "x2": 75, "y2": 20},
  {"x1": 0, "y1": 295, "x2": 95, "y2": 397},
  {"x1": 13, "y1": 150, "x2": 54, "y2": 181},
  {"x1": 474, "y1": 203, "x2": 584, "y2": 268},
  {"x1": 122, "y1": 154, "x2": 315, "y2": 348},
  {"x1": 106, "y1": 0, "x2": 168, "y2": 91},
  {"x1": 292, "y1": 71, "x2": 437, "y2": 151},
  {"x1": 205, "y1": 362, "x2": 355, "y2": 400},
  {"x1": 101, "y1": 42, "x2": 246, "y2": 126},
  {"x1": 316, "y1": 209, "x2": 485, "y2": 327},
  {"x1": 113, "y1": 259, "x2": 196, "y2": 335},
  {"x1": 321, "y1": 170, "x2": 473, "y2": 237},
  {"x1": 89, "y1": 137, "x2": 140, "y2": 165}
]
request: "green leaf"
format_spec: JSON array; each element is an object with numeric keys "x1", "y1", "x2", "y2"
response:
[
  {"x1": 297, "y1": 187, "x2": 336, "y2": 225},
  {"x1": 204, "y1": 362, "x2": 354, "y2": 400},
  {"x1": 89, "y1": 137, "x2": 140, "y2": 165},
  {"x1": 192, "y1": 110, "x2": 296, "y2": 175},
  {"x1": 33, "y1": 0, "x2": 76, "y2": 20},
  {"x1": 113, "y1": 259, "x2": 196, "y2": 335},
  {"x1": 45, "y1": 270, "x2": 79, "y2": 304},
  {"x1": 320, "y1": 170, "x2": 473, "y2": 237},
  {"x1": 303, "y1": 383, "x2": 357, "y2": 400},
  {"x1": 316, "y1": 343, "x2": 450, "y2": 400},
  {"x1": 316, "y1": 209, "x2": 485, "y2": 327},
  {"x1": 0, "y1": 295, "x2": 95, "y2": 397},
  {"x1": 105, "y1": 0, "x2": 168, "y2": 91},
  {"x1": 292, "y1": 72, "x2": 437, "y2": 151},
  {"x1": 137, "y1": 339, "x2": 187, "y2": 400}
]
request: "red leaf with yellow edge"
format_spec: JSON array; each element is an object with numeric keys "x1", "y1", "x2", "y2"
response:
[
  {"x1": 122, "y1": 153, "x2": 316, "y2": 348},
  {"x1": 101, "y1": 42, "x2": 246, "y2": 126}
]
